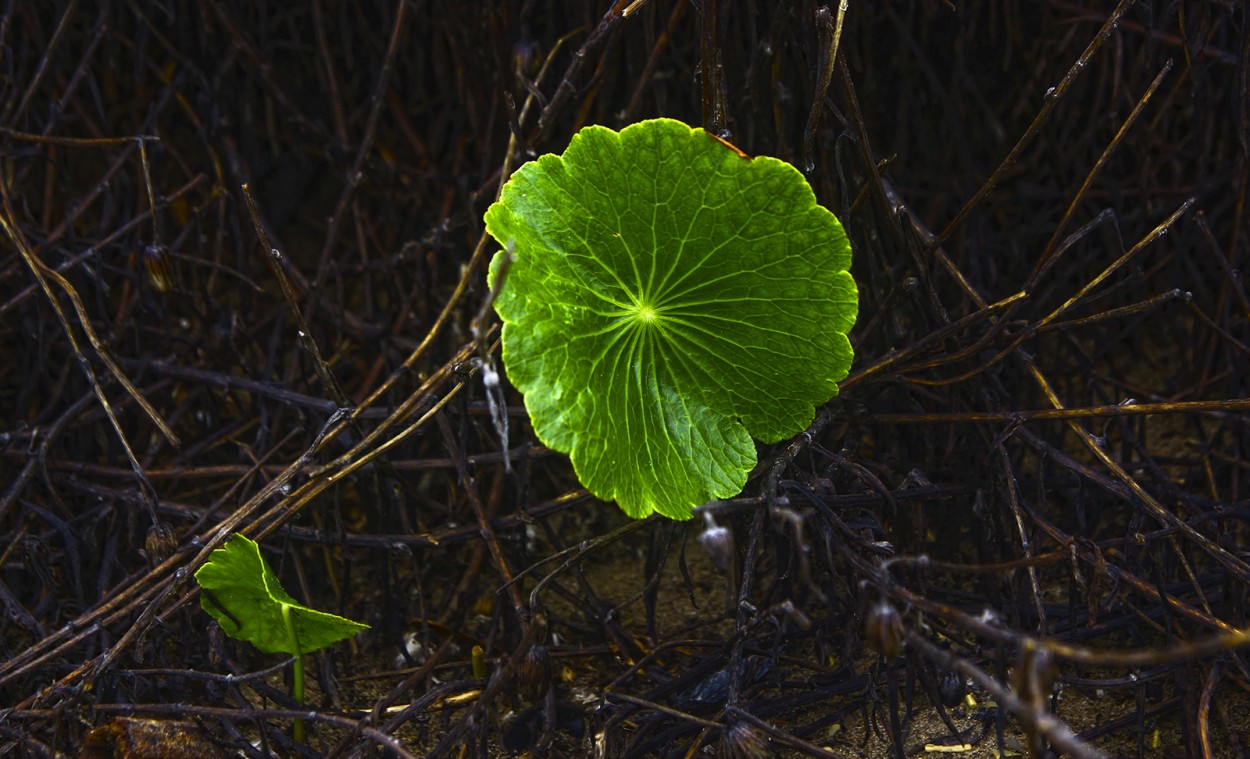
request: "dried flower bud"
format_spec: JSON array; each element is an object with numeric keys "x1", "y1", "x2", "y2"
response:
[
  {"x1": 865, "y1": 600, "x2": 904, "y2": 660},
  {"x1": 512, "y1": 39, "x2": 542, "y2": 79}
]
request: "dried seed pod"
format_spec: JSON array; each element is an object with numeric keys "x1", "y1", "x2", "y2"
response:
[
  {"x1": 144, "y1": 521, "x2": 178, "y2": 566},
  {"x1": 142, "y1": 244, "x2": 174, "y2": 293},
  {"x1": 719, "y1": 720, "x2": 770, "y2": 759},
  {"x1": 517, "y1": 642, "x2": 553, "y2": 702},
  {"x1": 865, "y1": 600, "x2": 904, "y2": 660},
  {"x1": 938, "y1": 671, "x2": 967, "y2": 707},
  {"x1": 80, "y1": 718, "x2": 227, "y2": 759}
]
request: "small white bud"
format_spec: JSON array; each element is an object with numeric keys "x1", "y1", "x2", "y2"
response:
[{"x1": 698, "y1": 511, "x2": 733, "y2": 574}]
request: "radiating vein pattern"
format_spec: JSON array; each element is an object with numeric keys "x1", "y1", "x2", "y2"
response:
[{"x1": 485, "y1": 118, "x2": 857, "y2": 519}]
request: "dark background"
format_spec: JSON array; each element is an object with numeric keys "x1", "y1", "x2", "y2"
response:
[{"x1": 1, "y1": 1, "x2": 1248, "y2": 757}]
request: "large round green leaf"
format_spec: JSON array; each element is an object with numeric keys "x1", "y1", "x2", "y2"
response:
[{"x1": 485, "y1": 118, "x2": 856, "y2": 519}]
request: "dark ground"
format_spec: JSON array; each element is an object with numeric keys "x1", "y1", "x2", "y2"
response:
[{"x1": 1, "y1": 1, "x2": 1249, "y2": 757}]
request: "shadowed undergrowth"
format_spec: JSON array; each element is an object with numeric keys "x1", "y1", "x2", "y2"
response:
[{"x1": 1, "y1": 1, "x2": 1248, "y2": 757}]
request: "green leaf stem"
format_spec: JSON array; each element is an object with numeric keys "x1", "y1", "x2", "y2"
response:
[{"x1": 194, "y1": 534, "x2": 367, "y2": 655}]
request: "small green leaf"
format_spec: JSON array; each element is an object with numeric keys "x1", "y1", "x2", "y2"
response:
[
  {"x1": 194, "y1": 535, "x2": 368, "y2": 655},
  {"x1": 485, "y1": 118, "x2": 857, "y2": 520}
]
